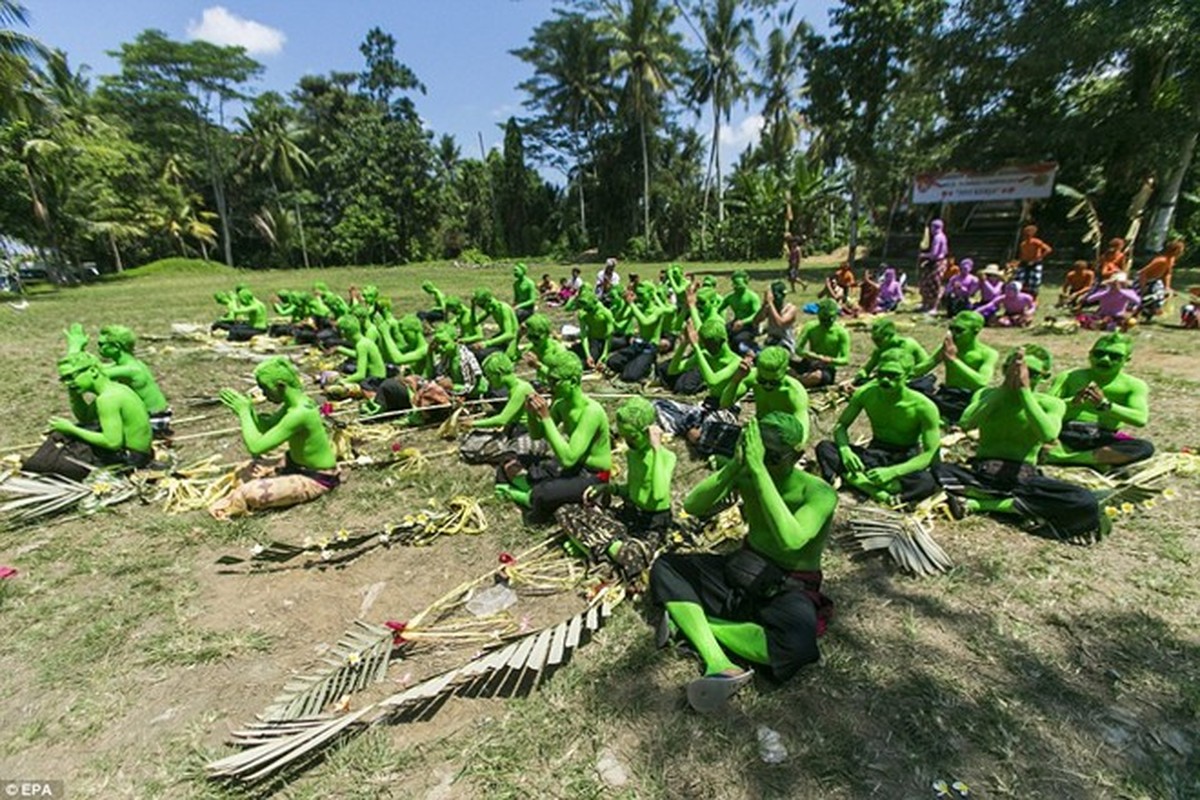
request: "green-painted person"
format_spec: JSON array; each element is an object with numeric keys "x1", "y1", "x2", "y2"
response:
[
  {"x1": 1042, "y1": 332, "x2": 1153, "y2": 468},
  {"x1": 457, "y1": 351, "x2": 550, "y2": 465},
  {"x1": 606, "y1": 283, "x2": 665, "y2": 383},
  {"x1": 659, "y1": 311, "x2": 725, "y2": 395},
  {"x1": 335, "y1": 315, "x2": 388, "y2": 390},
  {"x1": 521, "y1": 313, "x2": 567, "y2": 375},
  {"x1": 356, "y1": 284, "x2": 381, "y2": 312},
  {"x1": 608, "y1": 289, "x2": 635, "y2": 342},
  {"x1": 853, "y1": 318, "x2": 929, "y2": 386},
  {"x1": 225, "y1": 285, "x2": 269, "y2": 342},
  {"x1": 348, "y1": 302, "x2": 381, "y2": 346},
  {"x1": 721, "y1": 345, "x2": 811, "y2": 447},
  {"x1": 424, "y1": 322, "x2": 486, "y2": 398},
  {"x1": 935, "y1": 346, "x2": 1108, "y2": 541},
  {"x1": 66, "y1": 323, "x2": 172, "y2": 437},
  {"x1": 685, "y1": 285, "x2": 724, "y2": 330},
  {"x1": 603, "y1": 397, "x2": 676, "y2": 527},
  {"x1": 560, "y1": 397, "x2": 678, "y2": 577},
  {"x1": 495, "y1": 350, "x2": 612, "y2": 523},
  {"x1": 23, "y1": 352, "x2": 155, "y2": 479},
  {"x1": 379, "y1": 313, "x2": 429, "y2": 372},
  {"x1": 571, "y1": 291, "x2": 616, "y2": 370},
  {"x1": 654, "y1": 317, "x2": 743, "y2": 452},
  {"x1": 816, "y1": 350, "x2": 941, "y2": 505},
  {"x1": 96, "y1": 325, "x2": 172, "y2": 437},
  {"x1": 912, "y1": 310, "x2": 998, "y2": 424},
  {"x1": 418, "y1": 280, "x2": 448, "y2": 322},
  {"x1": 720, "y1": 269, "x2": 763, "y2": 353},
  {"x1": 472, "y1": 289, "x2": 520, "y2": 361},
  {"x1": 447, "y1": 297, "x2": 484, "y2": 345},
  {"x1": 512, "y1": 262, "x2": 538, "y2": 322},
  {"x1": 320, "y1": 286, "x2": 349, "y2": 320},
  {"x1": 212, "y1": 290, "x2": 238, "y2": 327},
  {"x1": 465, "y1": 352, "x2": 536, "y2": 433},
  {"x1": 209, "y1": 356, "x2": 341, "y2": 520},
  {"x1": 650, "y1": 413, "x2": 838, "y2": 712},
  {"x1": 794, "y1": 298, "x2": 851, "y2": 388}
]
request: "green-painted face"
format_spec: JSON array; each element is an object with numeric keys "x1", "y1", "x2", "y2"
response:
[
  {"x1": 732, "y1": 274, "x2": 748, "y2": 291},
  {"x1": 59, "y1": 364, "x2": 96, "y2": 393},
  {"x1": 257, "y1": 377, "x2": 285, "y2": 404},
  {"x1": 756, "y1": 364, "x2": 787, "y2": 391},
  {"x1": 1089, "y1": 343, "x2": 1129, "y2": 377},
  {"x1": 237, "y1": 288, "x2": 253, "y2": 304},
  {"x1": 617, "y1": 419, "x2": 650, "y2": 451},
  {"x1": 549, "y1": 373, "x2": 575, "y2": 402},
  {"x1": 871, "y1": 325, "x2": 895, "y2": 347},
  {"x1": 760, "y1": 425, "x2": 798, "y2": 469},
  {"x1": 875, "y1": 364, "x2": 906, "y2": 393},
  {"x1": 97, "y1": 339, "x2": 121, "y2": 361}
]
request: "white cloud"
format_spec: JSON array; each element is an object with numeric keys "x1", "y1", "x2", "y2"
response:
[
  {"x1": 186, "y1": 6, "x2": 286, "y2": 56},
  {"x1": 718, "y1": 114, "x2": 765, "y2": 149}
]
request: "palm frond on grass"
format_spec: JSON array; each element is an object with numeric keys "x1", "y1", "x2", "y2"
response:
[
  {"x1": 0, "y1": 470, "x2": 136, "y2": 525},
  {"x1": 1043, "y1": 451, "x2": 1198, "y2": 510},
  {"x1": 216, "y1": 496, "x2": 489, "y2": 572},
  {"x1": 206, "y1": 586, "x2": 624, "y2": 785},
  {"x1": 260, "y1": 620, "x2": 395, "y2": 722},
  {"x1": 845, "y1": 505, "x2": 953, "y2": 577}
]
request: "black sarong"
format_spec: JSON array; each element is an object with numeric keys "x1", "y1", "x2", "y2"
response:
[
  {"x1": 935, "y1": 458, "x2": 1100, "y2": 539},
  {"x1": 1058, "y1": 421, "x2": 1154, "y2": 465},
  {"x1": 650, "y1": 551, "x2": 826, "y2": 681},
  {"x1": 815, "y1": 438, "x2": 939, "y2": 504}
]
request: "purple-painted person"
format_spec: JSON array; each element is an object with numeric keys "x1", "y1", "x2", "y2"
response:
[
  {"x1": 976, "y1": 263, "x2": 1006, "y2": 318},
  {"x1": 943, "y1": 258, "x2": 980, "y2": 316},
  {"x1": 877, "y1": 267, "x2": 904, "y2": 312},
  {"x1": 978, "y1": 281, "x2": 1037, "y2": 328},
  {"x1": 1077, "y1": 272, "x2": 1141, "y2": 331},
  {"x1": 918, "y1": 219, "x2": 950, "y2": 313}
]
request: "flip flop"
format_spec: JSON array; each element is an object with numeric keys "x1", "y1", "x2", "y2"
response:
[{"x1": 686, "y1": 669, "x2": 754, "y2": 713}]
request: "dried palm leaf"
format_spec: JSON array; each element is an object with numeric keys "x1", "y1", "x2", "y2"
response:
[
  {"x1": 845, "y1": 506, "x2": 952, "y2": 577},
  {"x1": 206, "y1": 586, "x2": 624, "y2": 784},
  {"x1": 259, "y1": 620, "x2": 395, "y2": 722},
  {"x1": 217, "y1": 496, "x2": 490, "y2": 572},
  {"x1": 436, "y1": 406, "x2": 467, "y2": 439},
  {"x1": 0, "y1": 470, "x2": 136, "y2": 525}
]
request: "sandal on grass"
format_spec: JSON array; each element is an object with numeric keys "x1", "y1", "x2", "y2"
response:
[{"x1": 686, "y1": 669, "x2": 754, "y2": 713}]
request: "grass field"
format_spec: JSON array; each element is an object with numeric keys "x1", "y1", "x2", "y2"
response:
[{"x1": 0, "y1": 257, "x2": 1197, "y2": 799}]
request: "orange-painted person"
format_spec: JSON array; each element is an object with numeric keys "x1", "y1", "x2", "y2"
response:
[
  {"x1": 820, "y1": 261, "x2": 857, "y2": 304},
  {"x1": 1097, "y1": 238, "x2": 1127, "y2": 282},
  {"x1": 1137, "y1": 240, "x2": 1185, "y2": 318},
  {"x1": 1058, "y1": 260, "x2": 1095, "y2": 308},
  {"x1": 1016, "y1": 224, "x2": 1053, "y2": 298}
]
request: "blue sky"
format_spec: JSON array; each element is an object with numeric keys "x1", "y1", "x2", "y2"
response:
[{"x1": 25, "y1": 1, "x2": 832, "y2": 176}]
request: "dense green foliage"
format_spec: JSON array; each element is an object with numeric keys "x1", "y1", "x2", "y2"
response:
[{"x1": 0, "y1": 0, "x2": 1194, "y2": 273}]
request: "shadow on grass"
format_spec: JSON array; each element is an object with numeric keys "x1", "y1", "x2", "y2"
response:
[{"x1": 585, "y1": 578, "x2": 1198, "y2": 800}]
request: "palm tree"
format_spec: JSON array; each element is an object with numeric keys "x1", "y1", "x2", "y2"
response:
[
  {"x1": 753, "y1": 8, "x2": 810, "y2": 237},
  {"x1": 602, "y1": 0, "x2": 683, "y2": 242},
  {"x1": 754, "y1": 8, "x2": 809, "y2": 176},
  {"x1": 237, "y1": 93, "x2": 315, "y2": 267},
  {"x1": 684, "y1": 0, "x2": 753, "y2": 226},
  {"x1": 435, "y1": 133, "x2": 461, "y2": 185},
  {"x1": 513, "y1": 12, "x2": 614, "y2": 239},
  {"x1": 0, "y1": 1, "x2": 49, "y2": 121}
]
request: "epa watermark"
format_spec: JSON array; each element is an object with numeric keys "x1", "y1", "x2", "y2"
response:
[{"x1": 0, "y1": 781, "x2": 64, "y2": 798}]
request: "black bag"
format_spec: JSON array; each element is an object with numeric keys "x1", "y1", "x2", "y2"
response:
[{"x1": 723, "y1": 548, "x2": 784, "y2": 598}]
